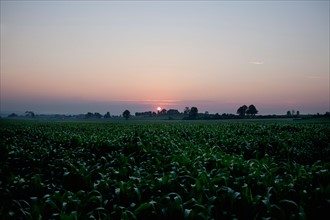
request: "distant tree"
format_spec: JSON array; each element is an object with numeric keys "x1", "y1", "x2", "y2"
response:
[
  {"x1": 296, "y1": 111, "x2": 300, "y2": 117},
  {"x1": 189, "y1": 107, "x2": 198, "y2": 119},
  {"x1": 123, "y1": 110, "x2": 131, "y2": 120},
  {"x1": 203, "y1": 111, "x2": 210, "y2": 119},
  {"x1": 223, "y1": 113, "x2": 240, "y2": 119},
  {"x1": 246, "y1": 105, "x2": 258, "y2": 116},
  {"x1": 94, "y1": 112, "x2": 102, "y2": 118},
  {"x1": 135, "y1": 111, "x2": 152, "y2": 117},
  {"x1": 160, "y1": 109, "x2": 167, "y2": 115},
  {"x1": 214, "y1": 113, "x2": 221, "y2": 119},
  {"x1": 167, "y1": 109, "x2": 180, "y2": 115},
  {"x1": 8, "y1": 113, "x2": 18, "y2": 118},
  {"x1": 236, "y1": 105, "x2": 248, "y2": 117},
  {"x1": 25, "y1": 111, "x2": 35, "y2": 118},
  {"x1": 85, "y1": 112, "x2": 94, "y2": 118},
  {"x1": 184, "y1": 107, "x2": 190, "y2": 115},
  {"x1": 104, "y1": 112, "x2": 111, "y2": 119},
  {"x1": 287, "y1": 111, "x2": 292, "y2": 117}
]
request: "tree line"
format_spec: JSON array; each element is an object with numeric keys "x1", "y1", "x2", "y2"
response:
[{"x1": 5, "y1": 106, "x2": 330, "y2": 120}]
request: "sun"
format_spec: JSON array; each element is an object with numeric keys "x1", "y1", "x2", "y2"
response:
[{"x1": 157, "y1": 107, "x2": 162, "y2": 111}]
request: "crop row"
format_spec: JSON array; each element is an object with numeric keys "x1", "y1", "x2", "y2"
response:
[{"x1": 0, "y1": 121, "x2": 329, "y2": 219}]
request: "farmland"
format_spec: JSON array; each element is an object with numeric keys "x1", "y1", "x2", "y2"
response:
[{"x1": 0, "y1": 119, "x2": 329, "y2": 219}]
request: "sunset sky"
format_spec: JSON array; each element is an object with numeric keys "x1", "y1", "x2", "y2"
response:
[{"x1": 1, "y1": 1, "x2": 329, "y2": 115}]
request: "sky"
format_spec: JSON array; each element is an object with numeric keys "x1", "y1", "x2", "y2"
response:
[{"x1": 1, "y1": 0, "x2": 329, "y2": 115}]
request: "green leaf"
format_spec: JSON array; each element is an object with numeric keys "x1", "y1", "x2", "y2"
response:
[
  {"x1": 134, "y1": 202, "x2": 150, "y2": 215},
  {"x1": 134, "y1": 187, "x2": 141, "y2": 202},
  {"x1": 279, "y1": 199, "x2": 299, "y2": 212}
]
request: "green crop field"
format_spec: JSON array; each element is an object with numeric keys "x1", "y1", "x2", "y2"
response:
[{"x1": 1, "y1": 119, "x2": 329, "y2": 219}]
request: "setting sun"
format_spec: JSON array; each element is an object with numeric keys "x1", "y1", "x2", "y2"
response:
[{"x1": 157, "y1": 107, "x2": 162, "y2": 112}]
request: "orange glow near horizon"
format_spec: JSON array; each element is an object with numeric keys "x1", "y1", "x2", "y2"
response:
[{"x1": 1, "y1": 1, "x2": 329, "y2": 115}]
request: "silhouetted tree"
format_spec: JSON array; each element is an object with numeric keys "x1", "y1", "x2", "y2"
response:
[
  {"x1": 160, "y1": 109, "x2": 167, "y2": 115},
  {"x1": 104, "y1": 112, "x2": 111, "y2": 119},
  {"x1": 203, "y1": 111, "x2": 210, "y2": 119},
  {"x1": 246, "y1": 105, "x2": 258, "y2": 116},
  {"x1": 189, "y1": 107, "x2": 198, "y2": 119},
  {"x1": 296, "y1": 111, "x2": 300, "y2": 117},
  {"x1": 123, "y1": 110, "x2": 131, "y2": 120},
  {"x1": 237, "y1": 105, "x2": 248, "y2": 117},
  {"x1": 136, "y1": 111, "x2": 153, "y2": 117},
  {"x1": 167, "y1": 109, "x2": 180, "y2": 115},
  {"x1": 94, "y1": 112, "x2": 102, "y2": 118},
  {"x1": 25, "y1": 111, "x2": 35, "y2": 118},
  {"x1": 184, "y1": 107, "x2": 190, "y2": 115},
  {"x1": 85, "y1": 112, "x2": 94, "y2": 118},
  {"x1": 287, "y1": 111, "x2": 292, "y2": 117},
  {"x1": 8, "y1": 113, "x2": 18, "y2": 118}
]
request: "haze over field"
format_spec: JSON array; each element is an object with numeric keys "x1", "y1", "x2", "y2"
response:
[{"x1": 1, "y1": 1, "x2": 329, "y2": 115}]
